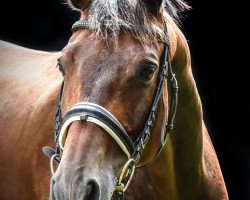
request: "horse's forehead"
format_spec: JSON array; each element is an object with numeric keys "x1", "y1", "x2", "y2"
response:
[{"x1": 63, "y1": 31, "x2": 162, "y2": 61}]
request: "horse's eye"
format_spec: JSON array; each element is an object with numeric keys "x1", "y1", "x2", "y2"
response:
[
  {"x1": 57, "y1": 57, "x2": 66, "y2": 76},
  {"x1": 140, "y1": 66, "x2": 157, "y2": 81}
]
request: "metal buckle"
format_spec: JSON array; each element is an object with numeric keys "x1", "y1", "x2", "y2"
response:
[{"x1": 115, "y1": 158, "x2": 136, "y2": 192}]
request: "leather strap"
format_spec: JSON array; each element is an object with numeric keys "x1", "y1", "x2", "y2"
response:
[
  {"x1": 58, "y1": 102, "x2": 135, "y2": 158},
  {"x1": 42, "y1": 147, "x2": 60, "y2": 163}
]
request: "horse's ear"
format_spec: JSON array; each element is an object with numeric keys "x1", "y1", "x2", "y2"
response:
[
  {"x1": 141, "y1": 0, "x2": 164, "y2": 15},
  {"x1": 68, "y1": 0, "x2": 92, "y2": 11}
]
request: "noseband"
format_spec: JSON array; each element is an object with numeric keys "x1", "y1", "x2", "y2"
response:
[
  {"x1": 43, "y1": 19, "x2": 178, "y2": 199},
  {"x1": 58, "y1": 102, "x2": 134, "y2": 158}
]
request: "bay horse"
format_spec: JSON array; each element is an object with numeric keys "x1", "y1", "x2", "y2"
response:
[{"x1": 0, "y1": 0, "x2": 229, "y2": 199}]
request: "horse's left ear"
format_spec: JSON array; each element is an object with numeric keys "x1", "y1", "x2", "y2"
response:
[
  {"x1": 142, "y1": 0, "x2": 164, "y2": 15},
  {"x1": 68, "y1": 0, "x2": 92, "y2": 11}
]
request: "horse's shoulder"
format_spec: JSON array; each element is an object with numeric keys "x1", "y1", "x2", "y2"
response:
[{"x1": 200, "y1": 122, "x2": 229, "y2": 199}]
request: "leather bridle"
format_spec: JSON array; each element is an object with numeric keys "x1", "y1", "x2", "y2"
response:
[{"x1": 43, "y1": 19, "x2": 178, "y2": 199}]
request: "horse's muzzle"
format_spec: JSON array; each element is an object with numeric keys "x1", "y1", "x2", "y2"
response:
[
  {"x1": 50, "y1": 177, "x2": 100, "y2": 200},
  {"x1": 49, "y1": 165, "x2": 116, "y2": 200}
]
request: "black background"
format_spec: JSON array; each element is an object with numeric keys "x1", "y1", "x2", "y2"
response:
[{"x1": 0, "y1": 0, "x2": 249, "y2": 199}]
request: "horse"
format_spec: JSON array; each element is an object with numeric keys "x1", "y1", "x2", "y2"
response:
[{"x1": 0, "y1": 0, "x2": 229, "y2": 199}]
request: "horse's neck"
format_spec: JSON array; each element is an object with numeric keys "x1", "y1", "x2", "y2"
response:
[
  {"x1": 163, "y1": 34, "x2": 227, "y2": 199},
  {"x1": 129, "y1": 31, "x2": 228, "y2": 199},
  {"x1": 129, "y1": 64, "x2": 204, "y2": 199},
  {"x1": 163, "y1": 60, "x2": 204, "y2": 198}
]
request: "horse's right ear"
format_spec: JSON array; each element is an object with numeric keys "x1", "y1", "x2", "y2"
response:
[
  {"x1": 141, "y1": 0, "x2": 164, "y2": 15},
  {"x1": 68, "y1": 0, "x2": 92, "y2": 11}
]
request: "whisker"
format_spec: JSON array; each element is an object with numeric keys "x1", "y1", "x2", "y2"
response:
[{"x1": 35, "y1": 177, "x2": 52, "y2": 186}]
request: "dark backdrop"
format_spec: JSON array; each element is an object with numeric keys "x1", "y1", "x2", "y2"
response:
[{"x1": 0, "y1": 0, "x2": 249, "y2": 199}]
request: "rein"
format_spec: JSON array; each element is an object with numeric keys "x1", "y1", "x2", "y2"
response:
[{"x1": 43, "y1": 19, "x2": 178, "y2": 199}]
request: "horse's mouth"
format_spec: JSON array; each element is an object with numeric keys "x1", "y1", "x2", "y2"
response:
[
  {"x1": 49, "y1": 178, "x2": 56, "y2": 200},
  {"x1": 49, "y1": 177, "x2": 105, "y2": 200}
]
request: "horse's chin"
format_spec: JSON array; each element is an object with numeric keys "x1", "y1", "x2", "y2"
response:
[{"x1": 49, "y1": 178, "x2": 56, "y2": 200}]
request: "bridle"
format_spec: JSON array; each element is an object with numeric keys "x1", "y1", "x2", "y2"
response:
[{"x1": 43, "y1": 19, "x2": 178, "y2": 199}]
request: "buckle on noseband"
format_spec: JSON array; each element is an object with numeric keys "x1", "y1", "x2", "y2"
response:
[{"x1": 116, "y1": 158, "x2": 136, "y2": 192}]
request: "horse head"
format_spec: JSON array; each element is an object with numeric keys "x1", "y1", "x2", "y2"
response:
[{"x1": 49, "y1": 0, "x2": 176, "y2": 199}]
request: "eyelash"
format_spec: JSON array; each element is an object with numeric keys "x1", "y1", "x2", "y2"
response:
[
  {"x1": 139, "y1": 65, "x2": 157, "y2": 81},
  {"x1": 141, "y1": 68, "x2": 155, "y2": 79}
]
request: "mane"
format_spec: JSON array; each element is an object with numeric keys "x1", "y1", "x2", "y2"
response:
[
  {"x1": 164, "y1": 0, "x2": 190, "y2": 20},
  {"x1": 75, "y1": 0, "x2": 190, "y2": 45}
]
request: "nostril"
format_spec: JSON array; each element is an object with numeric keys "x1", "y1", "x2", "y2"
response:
[
  {"x1": 85, "y1": 182, "x2": 94, "y2": 198},
  {"x1": 84, "y1": 180, "x2": 100, "y2": 200}
]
